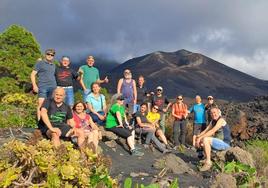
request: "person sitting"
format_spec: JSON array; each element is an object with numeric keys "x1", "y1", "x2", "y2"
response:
[
  {"x1": 195, "y1": 107, "x2": 232, "y2": 171},
  {"x1": 38, "y1": 87, "x2": 85, "y2": 148},
  {"x1": 73, "y1": 101, "x2": 100, "y2": 153},
  {"x1": 105, "y1": 94, "x2": 144, "y2": 156},
  {"x1": 135, "y1": 103, "x2": 170, "y2": 153},
  {"x1": 146, "y1": 105, "x2": 170, "y2": 149},
  {"x1": 86, "y1": 82, "x2": 107, "y2": 126}
]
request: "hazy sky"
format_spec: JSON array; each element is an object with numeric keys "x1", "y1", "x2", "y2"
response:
[{"x1": 1, "y1": 0, "x2": 268, "y2": 80}]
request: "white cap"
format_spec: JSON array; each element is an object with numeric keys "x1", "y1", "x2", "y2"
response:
[{"x1": 156, "y1": 86, "x2": 163, "y2": 91}]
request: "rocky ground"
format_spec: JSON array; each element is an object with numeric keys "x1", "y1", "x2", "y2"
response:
[{"x1": 0, "y1": 96, "x2": 267, "y2": 187}]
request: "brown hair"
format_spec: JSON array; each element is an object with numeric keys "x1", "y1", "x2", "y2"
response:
[{"x1": 73, "y1": 101, "x2": 87, "y2": 111}]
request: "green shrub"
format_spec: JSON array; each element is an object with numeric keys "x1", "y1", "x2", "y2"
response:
[
  {"x1": 0, "y1": 139, "x2": 117, "y2": 187},
  {"x1": 246, "y1": 139, "x2": 268, "y2": 176}
]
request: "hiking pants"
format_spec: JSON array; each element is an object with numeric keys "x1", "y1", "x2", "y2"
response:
[{"x1": 173, "y1": 119, "x2": 187, "y2": 146}]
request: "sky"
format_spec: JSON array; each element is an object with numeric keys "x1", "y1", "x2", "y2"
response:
[{"x1": 1, "y1": 0, "x2": 268, "y2": 80}]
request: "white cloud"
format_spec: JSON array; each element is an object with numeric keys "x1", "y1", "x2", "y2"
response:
[{"x1": 211, "y1": 49, "x2": 268, "y2": 80}]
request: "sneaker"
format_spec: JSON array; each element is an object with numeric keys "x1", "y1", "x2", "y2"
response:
[
  {"x1": 163, "y1": 149, "x2": 172, "y2": 154},
  {"x1": 144, "y1": 144, "x2": 149, "y2": 149},
  {"x1": 166, "y1": 144, "x2": 173, "y2": 150},
  {"x1": 131, "y1": 149, "x2": 144, "y2": 157},
  {"x1": 135, "y1": 145, "x2": 142, "y2": 150},
  {"x1": 199, "y1": 162, "x2": 212, "y2": 172}
]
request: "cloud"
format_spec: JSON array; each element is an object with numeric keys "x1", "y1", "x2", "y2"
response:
[
  {"x1": 0, "y1": 0, "x2": 268, "y2": 80},
  {"x1": 211, "y1": 49, "x2": 268, "y2": 80}
]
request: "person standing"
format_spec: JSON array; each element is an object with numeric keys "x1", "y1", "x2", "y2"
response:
[
  {"x1": 189, "y1": 95, "x2": 206, "y2": 158},
  {"x1": 134, "y1": 75, "x2": 148, "y2": 113},
  {"x1": 151, "y1": 86, "x2": 172, "y2": 134},
  {"x1": 172, "y1": 95, "x2": 188, "y2": 148},
  {"x1": 79, "y1": 55, "x2": 108, "y2": 102},
  {"x1": 55, "y1": 56, "x2": 79, "y2": 108},
  {"x1": 31, "y1": 49, "x2": 57, "y2": 120},
  {"x1": 205, "y1": 95, "x2": 218, "y2": 123},
  {"x1": 117, "y1": 69, "x2": 137, "y2": 116}
]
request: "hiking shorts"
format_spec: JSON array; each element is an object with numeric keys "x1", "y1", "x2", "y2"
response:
[
  {"x1": 38, "y1": 86, "x2": 55, "y2": 99},
  {"x1": 39, "y1": 124, "x2": 72, "y2": 138},
  {"x1": 211, "y1": 138, "x2": 230, "y2": 150}
]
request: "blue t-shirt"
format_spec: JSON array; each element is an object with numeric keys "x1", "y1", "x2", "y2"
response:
[
  {"x1": 34, "y1": 60, "x2": 57, "y2": 88},
  {"x1": 189, "y1": 103, "x2": 206, "y2": 124},
  {"x1": 86, "y1": 93, "x2": 105, "y2": 112}
]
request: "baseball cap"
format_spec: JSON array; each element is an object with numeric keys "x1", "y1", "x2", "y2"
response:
[
  {"x1": 156, "y1": 86, "x2": 163, "y2": 91},
  {"x1": 45, "y1": 48, "x2": 56, "y2": 55},
  {"x1": 117, "y1": 95, "x2": 125, "y2": 101},
  {"x1": 207, "y1": 95, "x2": 214, "y2": 100}
]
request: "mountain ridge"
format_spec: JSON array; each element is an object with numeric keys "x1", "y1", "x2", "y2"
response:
[{"x1": 106, "y1": 49, "x2": 268, "y2": 101}]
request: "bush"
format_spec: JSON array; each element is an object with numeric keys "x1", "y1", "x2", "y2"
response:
[
  {"x1": 246, "y1": 139, "x2": 268, "y2": 176},
  {"x1": 0, "y1": 139, "x2": 117, "y2": 187},
  {"x1": 0, "y1": 93, "x2": 36, "y2": 128},
  {"x1": 0, "y1": 104, "x2": 36, "y2": 128}
]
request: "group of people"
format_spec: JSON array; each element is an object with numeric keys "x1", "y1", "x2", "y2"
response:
[{"x1": 31, "y1": 49, "x2": 232, "y2": 171}]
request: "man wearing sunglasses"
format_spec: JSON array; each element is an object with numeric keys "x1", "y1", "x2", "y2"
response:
[
  {"x1": 151, "y1": 86, "x2": 172, "y2": 134},
  {"x1": 31, "y1": 49, "x2": 57, "y2": 121}
]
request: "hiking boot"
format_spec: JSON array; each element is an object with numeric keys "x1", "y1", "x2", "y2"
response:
[
  {"x1": 131, "y1": 149, "x2": 144, "y2": 157},
  {"x1": 199, "y1": 161, "x2": 212, "y2": 172}
]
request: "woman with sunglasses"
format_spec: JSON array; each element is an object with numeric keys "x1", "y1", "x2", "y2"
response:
[
  {"x1": 172, "y1": 95, "x2": 188, "y2": 148},
  {"x1": 146, "y1": 105, "x2": 169, "y2": 148},
  {"x1": 73, "y1": 101, "x2": 100, "y2": 153},
  {"x1": 205, "y1": 96, "x2": 218, "y2": 123}
]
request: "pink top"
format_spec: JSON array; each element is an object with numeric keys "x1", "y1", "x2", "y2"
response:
[{"x1": 73, "y1": 112, "x2": 92, "y2": 130}]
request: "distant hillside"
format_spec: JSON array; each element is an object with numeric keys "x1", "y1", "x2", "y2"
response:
[
  {"x1": 106, "y1": 49, "x2": 268, "y2": 101},
  {"x1": 71, "y1": 57, "x2": 119, "y2": 75}
]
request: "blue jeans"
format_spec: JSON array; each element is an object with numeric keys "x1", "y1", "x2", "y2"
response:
[
  {"x1": 133, "y1": 104, "x2": 140, "y2": 114},
  {"x1": 89, "y1": 111, "x2": 105, "y2": 126},
  {"x1": 62, "y1": 86, "x2": 74, "y2": 106},
  {"x1": 211, "y1": 138, "x2": 230, "y2": 150},
  {"x1": 38, "y1": 86, "x2": 56, "y2": 99},
  {"x1": 82, "y1": 89, "x2": 91, "y2": 102}
]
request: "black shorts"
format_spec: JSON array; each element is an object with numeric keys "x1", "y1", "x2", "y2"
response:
[
  {"x1": 107, "y1": 127, "x2": 133, "y2": 139},
  {"x1": 193, "y1": 123, "x2": 206, "y2": 136},
  {"x1": 38, "y1": 124, "x2": 72, "y2": 138}
]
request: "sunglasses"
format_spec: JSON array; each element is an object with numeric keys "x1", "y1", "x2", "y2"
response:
[
  {"x1": 153, "y1": 107, "x2": 159, "y2": 110},
  {"x1": 177, "y1": 98, "x2": 183, "y2": 100},
  {"x1": 208, "y1": 98, "x2": 214, "y2": 100},
  {"x1": 157, "y1": 89, "x2": 162, "y2": 92},
  {"x1": 46, "y1": 53, "x2": 54, "y2": 57}
]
